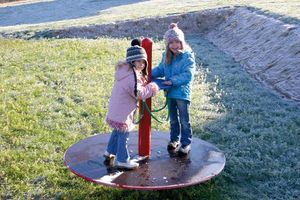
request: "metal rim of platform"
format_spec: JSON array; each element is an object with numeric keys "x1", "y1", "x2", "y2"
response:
[{"x1": 64, "y1": 131, "x2": 225, "y2": 190}]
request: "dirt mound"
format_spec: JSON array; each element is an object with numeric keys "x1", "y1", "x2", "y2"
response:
[
  {"x1": 32, "y1": 8, "x2": 233, "y2": 39},
  {"x1": 207, "y1": 7, "x2": 300, "y2": 104}
]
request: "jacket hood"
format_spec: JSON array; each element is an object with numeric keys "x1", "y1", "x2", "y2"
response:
[{"x1": 115, "y1": 62, "x2": 134, "y2": 81}]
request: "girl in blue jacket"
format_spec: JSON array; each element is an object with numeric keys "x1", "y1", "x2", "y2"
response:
[{"x1": 152, "y1": 23, "x2": 196, "y2": 155}]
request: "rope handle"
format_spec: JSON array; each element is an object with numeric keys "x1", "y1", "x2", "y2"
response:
[
  {"x1": 143, "y1": 100, "x2": 169, "y2": 123},
  {"x1": 133, "y1": 97, "x2": 169, "y2": 124}
]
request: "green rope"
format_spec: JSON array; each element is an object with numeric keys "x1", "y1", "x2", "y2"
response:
[
  {"x1": 151, "y1": 98, "x2": 168, "y2": 112},
  {"x1": 133, "y1": 91, "x2": 170, "y2": 124},
  {"x1": 143, "y1": 99, "x2": 170, "y2": 123}
]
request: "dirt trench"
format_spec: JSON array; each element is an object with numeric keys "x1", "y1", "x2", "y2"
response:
[{"x1": 207, "y1": 7, "x2": 300, "y2": 104}]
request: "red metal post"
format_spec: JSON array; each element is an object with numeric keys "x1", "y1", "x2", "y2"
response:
[{"x1": 139, "y1": 38, "x2": 153, "y2": 156}]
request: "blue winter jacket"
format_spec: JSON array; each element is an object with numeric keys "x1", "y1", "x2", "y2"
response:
[{"x1": 152, "y1": 50, "x2": 196, "y2": 102}]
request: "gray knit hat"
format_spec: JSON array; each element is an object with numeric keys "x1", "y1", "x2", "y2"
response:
[
  {"x1": 126, "y1": 39, "x2": 148, "y2": 69},
  {"x1": 164, "y1": 23, "x2": 185, "y2": 44}
]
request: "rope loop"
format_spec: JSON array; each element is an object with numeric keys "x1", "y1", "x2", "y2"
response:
[{"x1": 133, "y1": 97, "x2": 169, "y2": 124}]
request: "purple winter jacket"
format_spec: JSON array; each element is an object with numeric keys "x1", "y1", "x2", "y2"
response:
[{"x1": 106, "y1": 62, "x2": 159, "y2": 132}]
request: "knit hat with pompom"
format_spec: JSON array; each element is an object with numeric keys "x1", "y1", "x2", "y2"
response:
[
  {"x1": 163, "y1": 23, "x2": 185, "y2": 44},
  {"x1": 126, "y1": 38, "x2": 148, "y2": 69}
]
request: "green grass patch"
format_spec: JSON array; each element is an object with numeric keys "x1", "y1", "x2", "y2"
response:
[
  {"x1": 1, "y1": 36, "x2": 299, "y2": 199},
  {"x1": 0, "y1": 38, "x2": 221, "y2": 199}
]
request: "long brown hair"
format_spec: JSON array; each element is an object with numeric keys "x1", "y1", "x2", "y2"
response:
[
  {"x1": 130, "y1": 60, "x2": 148, "y2": 97},
  {"x1": 165, "y1": 41, "x2": 192, "y2": 64}
]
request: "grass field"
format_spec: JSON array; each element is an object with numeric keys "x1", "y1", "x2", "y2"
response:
[
  {"x1": 1, "y1": 0, "x2": 300, "y2": 199},
  {"x1": 0, "y1": 37, "x2": 222, "y2": 199},
  {"x1": 1, "y1": 36, "x2": 299, "y2": 199}
]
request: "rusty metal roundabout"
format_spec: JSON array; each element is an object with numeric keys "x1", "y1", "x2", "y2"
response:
[{"x1": 64, "y1": 131, "x2": 225, "y2": 190}]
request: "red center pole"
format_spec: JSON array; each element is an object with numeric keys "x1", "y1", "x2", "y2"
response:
[{"x1": 139, "y1": 38, "x2": 152, "y2": 157}]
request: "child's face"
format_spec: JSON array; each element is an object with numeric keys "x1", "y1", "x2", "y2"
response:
[
  {"x1": 133, "y1": 59, "x2": 146, "y2": 71},
  {"x1": 168, "y1": 39, "x2": 182, "y2": 54}
]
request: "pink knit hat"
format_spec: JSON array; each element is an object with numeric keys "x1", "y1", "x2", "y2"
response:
[{"x1": 164, "y1": 23, "x2": 185, "y2": 44}]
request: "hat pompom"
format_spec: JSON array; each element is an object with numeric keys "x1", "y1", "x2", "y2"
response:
[
  {"x1": 169, "y1": 23, "x2": 178, "y2": 29},
  {"x1": 131, "y1": 38, "x2": 142, "y2": 47}
]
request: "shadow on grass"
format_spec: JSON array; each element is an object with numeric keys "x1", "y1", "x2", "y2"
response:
[{"x1": 187, "y1": 36, "x2": 300, "y2": 199}]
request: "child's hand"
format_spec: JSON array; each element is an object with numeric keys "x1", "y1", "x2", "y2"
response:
[{"x1": 163, "y1": 81, "x2": 172, "y2": 86}]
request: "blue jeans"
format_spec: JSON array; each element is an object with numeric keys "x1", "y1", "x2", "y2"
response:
[
  {"x1": 106, "y1": 129, "x2": 129, "y2": 163},
  {"x1": 169, "y1": 98, "x2": 192, "y2": 146}
]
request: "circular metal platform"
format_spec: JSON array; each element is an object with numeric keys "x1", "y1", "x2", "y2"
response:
[{"x1": 64, "y1": 131, "x2": 225, "y2": 190}]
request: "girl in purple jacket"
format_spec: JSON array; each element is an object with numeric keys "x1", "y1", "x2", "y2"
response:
[{"x1": 104, "y1": 40, "x2": 159, "y2": 170}]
